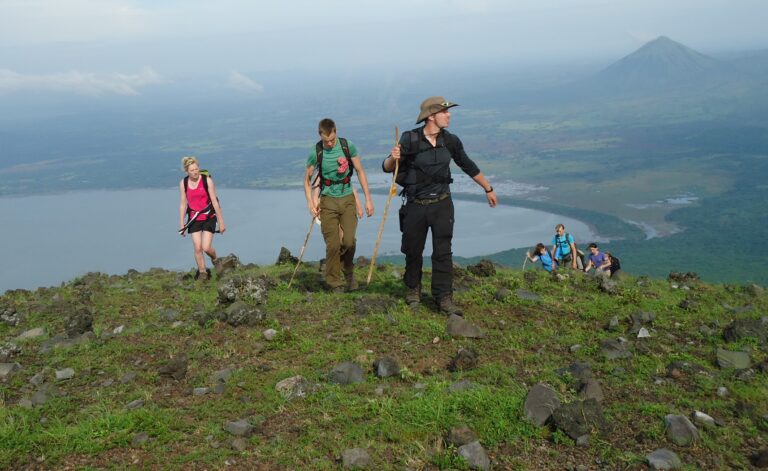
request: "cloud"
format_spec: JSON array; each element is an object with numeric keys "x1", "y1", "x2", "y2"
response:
[
  {"x1": 227, "y1": 71, "x2": 264, "y2": 93},
  {"x1": 0, "y1": 67, "x2": 164, "y2": 95}
]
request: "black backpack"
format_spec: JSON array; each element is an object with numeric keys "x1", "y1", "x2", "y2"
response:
[
  {"x1": 396, "y1": 129, "x2": 455, "y2": 189},
  {"x1": 312, "y1": 137, "x2": 353, "y2": 190}
]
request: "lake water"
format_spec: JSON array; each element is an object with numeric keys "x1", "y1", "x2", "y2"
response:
[{"x1": 3, "y1": 189, "x2": 595, "y2": 293}]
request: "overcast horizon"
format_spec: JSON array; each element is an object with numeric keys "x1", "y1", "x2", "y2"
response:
[{"x1": 1, "y1": 0, "x2": 767, "y2": 101}]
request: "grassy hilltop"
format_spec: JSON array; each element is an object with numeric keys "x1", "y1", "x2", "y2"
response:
[{"x1": 1, "y1": 258, "x2": 767, "y2": 470}]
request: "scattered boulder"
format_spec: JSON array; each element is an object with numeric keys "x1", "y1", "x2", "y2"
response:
[
  {"x1": 458, "y1": 441, "x2": 490, "y2": 471},
  {"x1": 716, "y1": 348, "x2": 751, "y2": 370},
  {"x1": 664, "y1": 414, "x2": 699, "y2": 446},
  {"x1": 551, "y1": 399, "x2": 607, "y2": 440},
  {"x1": 605, "y1": 316, "x2": 621, "y2": 332},
  {"x1": 557, "y1": 362, "x2": 593, "y2": 382},
  {"x1": 467, "y1": 259, "x2": 496, "y2": 277},
  {"x1": 692, "y1": 410, "x2": 716, "y2": 428},
  {"x1": 16, "y1": 327, "x2": 45, "y2": 341},
  {"x1": 515, "y1": 289, "x2": 541, "y2": 302},
  {"x1": 446, "y1": 315, "x2": 484, "y2": 339},
  {"x1": 0, "y1": 342, "x2": 22, "y2": 362},
  {"x1": 159, "y1": 309, "x2": 180, "y2": 322},
  {"x1": 723, "y1": 319, "x2": 766, "y2": 344},
  {"x1": 211, "y1": 368, "x2": 233, "y2": 384},
  {"x1": 328, "y1": 362, "x2": 364, "y2": 385},
  {"x1": 275, "y1": 375, "x2": 317, "y2": 400},
  {"x1": 224, "y1": 419, "x2": 254, "y2": 437},
  {"x1": 373, "y1": 357, "x2": 400, "y2": 378},
  {"x1": 447, "y1": 425, "x2": 478, "y2": 447},
  {"x1": 0, "y1": 304, "x2": 22, "y2": 326},
  {"x1": 65, "y1": 306, "x2": 93, "y2": 338},
  {"x1": 224, "y1": 301, "x2": 265, "y2": 327},
  {"x1": 158, "y1": 355, "x2": 188, "y2": 380},
  {"x1": 600, "y1": 338, "x2": 632, "y2": 360},
  {"x1": 213, "y1": 254, "x2": 240, "y2": 276},
  {"x1": 447, "y1": 348, "x2": 478, "y2": 372},
  {"x1": 578, "y1": 378, "x2": 604, "y2": 403},
  {"x1": 126, "y1": 399, "x2": 144, "y2": 410},
  {"x1": 276, "y1": 247, "x2": 298, "y2": 266},
  {"x1": 341, "y1": 448, "x2": 371, "y2": 469},
  {"x1": 55, "y1": 368, "x2": 75, "y2": 381},
  {"x1": 217, "y1": 274, "x2": 272, "y2": 305},
  {"x1": 646, "y1": 448, "x2": 682, "y2": 470},
  {"x1": 494, "y1": 288, "x2": 511, "y2": 301},
  {"x1": 524, "y1": 383, "x2": 561, "y2": 426},
  {"x1": 0, "y1": 362, "x2": 21, "y2": 381},
  {"x1": 230, "y1": 437, "x2": 248, "y2": 452},
  {"x1": 668, "y1": 272, "x2": 699, "y2": 284},
  {"x1": 39, "y1": 332, "x2": 94, "y2": 353}
]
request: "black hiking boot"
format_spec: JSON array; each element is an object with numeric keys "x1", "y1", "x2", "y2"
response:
[
  {"x1": 438, "y1": 296, "x2": 463, "y2": 317},
  {"x1": 405, "y1": 285, "x2": 421, "y2": 307}
]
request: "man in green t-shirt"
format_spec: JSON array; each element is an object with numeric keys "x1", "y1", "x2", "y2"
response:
[{"x1": 303, "y1": 118, "x2": 374, "y2": 292}]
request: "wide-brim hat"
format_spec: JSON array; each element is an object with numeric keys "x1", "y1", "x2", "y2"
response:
[{"x1": 415, "y1": 96, "x2": 459, "y2": 124}]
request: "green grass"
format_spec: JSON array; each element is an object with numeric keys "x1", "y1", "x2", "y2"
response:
[{"x1": 0, "y1": 264, "x2": 766, "y2": 469}]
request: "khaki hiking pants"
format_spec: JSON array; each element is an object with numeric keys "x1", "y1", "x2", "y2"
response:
[{"x1": 319, "y1": 193, "x2": 357, "y2": 288}]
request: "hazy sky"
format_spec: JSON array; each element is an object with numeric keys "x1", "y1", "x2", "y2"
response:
[{"x1": 1, "y1": 0, "x2": 767, "y2": 97}]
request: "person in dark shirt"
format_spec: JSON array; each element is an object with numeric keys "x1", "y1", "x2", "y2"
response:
[
  {"x1": 599, "y1": 251, "x2": 622, "y2": 278},
  {"x1": 382, "y1": 96, "x2": 497, "y2": 315}
]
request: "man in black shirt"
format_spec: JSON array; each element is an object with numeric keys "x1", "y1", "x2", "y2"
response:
[{"x1": 382, "y1": 96, "x2": 497, "y2": 315}]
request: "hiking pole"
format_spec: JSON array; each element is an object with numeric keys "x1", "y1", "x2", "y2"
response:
[
  {"x1": 366, "y1": 126, "x2": 399, "y2": 285},
  {"x1": 522, "y1": 246, "x2": 534, "y2": 270},
  {"x1": 288, "y1": 216, "x2": 317, "y2": 288}
]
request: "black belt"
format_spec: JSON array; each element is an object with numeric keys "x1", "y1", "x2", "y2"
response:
[{"x1": 412, "y1": 193, "x2": 449, "y2": 205}]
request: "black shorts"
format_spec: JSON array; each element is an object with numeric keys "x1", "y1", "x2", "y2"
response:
[{"x1": 187, "y1": 218, "x2": 216, "y2": 234}]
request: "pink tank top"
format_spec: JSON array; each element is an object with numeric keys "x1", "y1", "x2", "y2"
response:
[{"x1": 186, "y1": 178, "x2": 211, "y2": 221}]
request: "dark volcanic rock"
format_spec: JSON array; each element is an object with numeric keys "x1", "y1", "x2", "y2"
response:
[
  {"x1": 551, "y1": 399, "x2": 607, "y2": 440},
  {"x1": 213, "y1": 253, "x2": 241, "y2": 276},
  {"x1": 751, "y1": 449, "x2": 768, "y2": 468},
  {"x1": 447, "y1": 424, "x2": 478, "y2": 447},
  {"x1": 646, "y1": 448, "x2": 682, "y2": 470},
  {"x1": 664, "y1": 414, "x2": 699, "y2": 446},
  {"x1": 224, "y1": 301, "x2": 265, "y2": 327},
  {"x1": 217, "y1": 274, "x2": 272, "y2": 305},
  {"x1": 328, "y1": 362, "x2": 364, "y2": 385},
  {"x1": 523, "y1": 383, "x2": 561, "y2": 426},
  {"x1": 373, "y1": 357, "x2": 400, "y2": 378},
  {"x1": 723, "y1": 318, "x2": 767, "y2": 344},
  {"x1": 65, "y1": 306, "x2": 93, "y2": 338},
  {"x1": 668, "y1": 271, "x2": 699, "y2": 284},
  {"x1": 447, "y1": 348, "x2": 478, "y2": 372},
  {"x1": 158, "y1": 355, "x2": 188, "y2": 380},
  {"x1": 600, "y1": 338, "x2": 632, "y2": 360},
  {"x1": 458, "y1": 441, "x2": 490, "y2": 471},
  {"x1": 556, "y1": 362, "x2": 594, "y2": 382},
  {"x1": 467, "y1": 259, "x2": 496, "y2": 277},
  {"x1": 276, "y1": 247, "x2": 298, "y2": 265},
  {"x1": 446, "y1": 315, "x2": 484, "y2": 339}
]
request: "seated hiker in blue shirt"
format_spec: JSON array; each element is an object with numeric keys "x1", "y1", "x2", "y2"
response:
[
  {"x1": 527, "y1": 243, "x2": 557, "y2": 272},
  {"x1": 551, "y1": 223, "x2": 578, "y2": 269}
]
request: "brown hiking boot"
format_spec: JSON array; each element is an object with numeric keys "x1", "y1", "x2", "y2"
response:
[
  {"x1": 438, "y1": 296, "x2": 463, "y2": 316},
  {"x1": 346, "y1": 273, "x2": 359, "y2": 292},
  {"x1": 197, "y1": 270, "x2": 209, "y2": 281},
  {"x1": 331, "y1": 285, "x2": 346, "y2": 294},
  {"x1": 405, "y1": 285, "x2": 421, "y2": 307}
]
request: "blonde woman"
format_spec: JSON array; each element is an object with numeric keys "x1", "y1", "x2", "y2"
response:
[{"x1": 179, "y1": 156, "x2": 226, "y2": 280}]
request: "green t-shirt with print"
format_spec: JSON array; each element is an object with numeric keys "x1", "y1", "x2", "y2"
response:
[{"x1": 306, "y1": 139, "x2": 358, "y2": 198}]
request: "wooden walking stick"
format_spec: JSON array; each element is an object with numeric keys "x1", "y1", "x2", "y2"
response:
[
  {"x1": 366, "y1": 126, "x2": 400, "y2": 285},
  {"x1": 288, "y1": 216, "x2": 317, "y2": 288}
]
